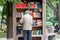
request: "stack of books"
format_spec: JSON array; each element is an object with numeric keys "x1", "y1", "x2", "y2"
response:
[
  {"x1": 32, "y1": 12, "x2": 41, "y2": 17},
  {"x1": 32, "y1": 20, "x2": 42, "y2": 27},
  {"x1": 16, "y1": 2, "x2": 28, "y2": 8},
  {"x1": 16, "y1": 12, "x2": 25, "y2": 17},
  {"x1": 16, "y1": 2, "x2": 42, "y2": 8},
  {"x1": 32, "y1": 30, "x2": 42, "y2": 35},
  {"x1": 36, "y1": 20, "x2": 42, "y2": 26}
]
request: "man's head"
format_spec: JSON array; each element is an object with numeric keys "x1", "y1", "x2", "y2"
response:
[
  {"x1": 25, "y1": 10, "x2": 30, "y2": 14},
  {"x1": 25, "y1": 10, "x2": 32, "y2": 15}
]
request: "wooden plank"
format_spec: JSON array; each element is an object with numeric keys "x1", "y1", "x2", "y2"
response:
[
  {"x1": 47, "y1": 33, "x2": 57, "y2": 36},
  {"x1": 17, "y1": 34, "x2": 42, "y2": 37},
  {"x1": 42, "y1": 0, "x2": 46, "y2": 40},
  {"x1": 32, "y1": 27, "x2": 42, "y2": 30},
  {"x1": 17, "y1": 26, "x2": 42, "y2": 30},
  {"x1": 13, "y1": 4, "x2": 18, "y2": 40}
]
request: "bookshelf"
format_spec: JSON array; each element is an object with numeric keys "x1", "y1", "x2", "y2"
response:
[
  {"x1": 16, "y1": 0, "x2": 43, "y2": 40},
  {"x1": 13, "y1": 0, "x2": 56, "y2": 40}
]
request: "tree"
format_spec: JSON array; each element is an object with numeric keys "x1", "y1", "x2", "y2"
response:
[
  {"x1": 47, "y1": 0, "x2": 60, "y2": 26},
  {"x1": 46, "y1": 2, "x2": 58, "y2": 27},
  {"x1": 0, "y1": 0, "x2": 22, "y2": 29},
  {"x1": 0, "y1": 0, "x2": 21, "y2": 6}
]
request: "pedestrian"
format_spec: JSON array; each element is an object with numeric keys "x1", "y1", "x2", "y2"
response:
[{"x1": 20, "y1": 10, "x2": 33, "y2": 40}]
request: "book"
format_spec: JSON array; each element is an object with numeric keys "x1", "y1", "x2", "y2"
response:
[
  {"x1": 16, "y1": 12, "x2": 21, "y2": 17},
  {"x1": 36, "y1": 2, "x2": 42, "y2": 8},
  {"x1": 32, "y1": 12, "x2": 37, "y2": 17},
  {"x1": 16, "y1": 12, "x2": 25, "y2": 17},
  {"x1": 37, "y1": 30, "x2": 42, "y2": 35},
  {"x1": 32, "y1": 20, "x2": 37, "y2": 26},
  {"x1": 16, "y1": 4, "x2": 22, "y2": 8},
  {"x1": 16, "y1": 2, "x2": 42, "y2": 8},
  {"x1": 22, "y1": 2, "x2": 28, "y2": 8},
  {"x1": 32, "y1": 2, "x2": 36, "y2": 8},
  {"x1": 32, "y1": 30, "x2": 42, "y2": 35},
  {"x1": 36, "y1": 20, "x2": 42, "y2": 26},
  {"x1": 29, "y1": 2, "x2": 36, "y2": 8}
]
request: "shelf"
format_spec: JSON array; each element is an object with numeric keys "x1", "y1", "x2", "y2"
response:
[
  {"x1": 17, "y1": 34, "x2": 42, "y2": 37},
  {"x1": 21, "y1": 0, "x2": 42, "y2": 2},
  {"x1": 17, "y1": 25, "x2": 42, "y2": 27},
  {"x1": 16, "y1": 17, "x2": 42, "y2": 19},
  {"x1": 47, "y1": 33, "x2": 57, "y2": 36},
  {"x1": 29, "y1": 8, "x2": 42, "y2": 10},
  {"x1": 33, "y1": 26, "x2": 42, "y2": 30},
  {"x1": 16, "y1": 17, "x2": 21, "y2": 19},
  {"x1": 16, "y1": 8, "x2": 42, "y2": 9},
  {"x1": 16, "y1": 8, "x2": 42, "y2": 12},
  {"x1": 17, "y1": 26, "x2": 42, "y2": 30},
  {"x1": 17, "y1": 25, "x2": 23, "y2": 27},
  {"x1": 16, "y1": 8, "x2": 28, "y2": 10},
  {"x1": 33, "y1": 25, "x2": 42, "y2": 27},
  {"x1": 33, "y1": 17, "x2": 42, "y2": 19}
]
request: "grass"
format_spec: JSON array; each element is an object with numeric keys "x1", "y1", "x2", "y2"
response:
[{"x1": 0, "y1": 30, "x2": 7, "y2": 38}]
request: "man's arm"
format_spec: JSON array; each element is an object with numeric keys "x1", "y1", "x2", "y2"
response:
[
  {"x1": 20, "y1": 16, "x2": 24, "y2": 24},
  {"x1": 31, "y1": 16, "x2": 33, "y2": 26}
]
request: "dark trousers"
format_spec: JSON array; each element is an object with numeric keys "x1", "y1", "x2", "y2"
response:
[{"x1": 23, "y1": 30, "x2": 32, "y2": 40}]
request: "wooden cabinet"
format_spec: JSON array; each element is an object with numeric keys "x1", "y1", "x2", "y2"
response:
[
  {"x1": 12, "y1": 0, "x2": 57, "y2": 40},
  {"x1": 16, "y1": 0, "x2": 44, "y2": 40},
  {"x1": 13, "y1": 0, "x2": 56, "y2": 40}
]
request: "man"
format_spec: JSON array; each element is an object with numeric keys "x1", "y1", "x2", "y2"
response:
[{"x1": 20, "y1": 10, "x2": 33, "y2": 40}]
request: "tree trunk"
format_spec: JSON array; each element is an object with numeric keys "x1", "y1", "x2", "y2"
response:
[{"x1": 7, "y1": 1, "x2": 13, "y2": 39}]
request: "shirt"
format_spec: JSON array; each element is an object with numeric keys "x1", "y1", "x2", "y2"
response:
[{"x1": 20, "y1": 14, "x2": 33, "y2": 30}]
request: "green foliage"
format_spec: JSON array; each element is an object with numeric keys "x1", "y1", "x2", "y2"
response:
[
  {"x1": 50, "y1": 0, "x2": 58, "y2": 8},
  {"x1": 0, "y1": 30, "x2": 6, "y2": 38},
  {"x1": 0, "y1": 10, "x2": 2, "y2": 15},
  {"x1": 46, "y1": 0, "x2": 58, "y2": 27},
  {"x1": 0, "y1": 0, "x2": 6, "y2": 6},
  {"x1": 46, "y1": 22, "x2": 53, "y2": 27},
  {"x1": 0, "y1": 0, "x2": 22, "y2": 6},
  {"x1": 0, "y1": 10, "x2": 2, "y2": 23}
]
